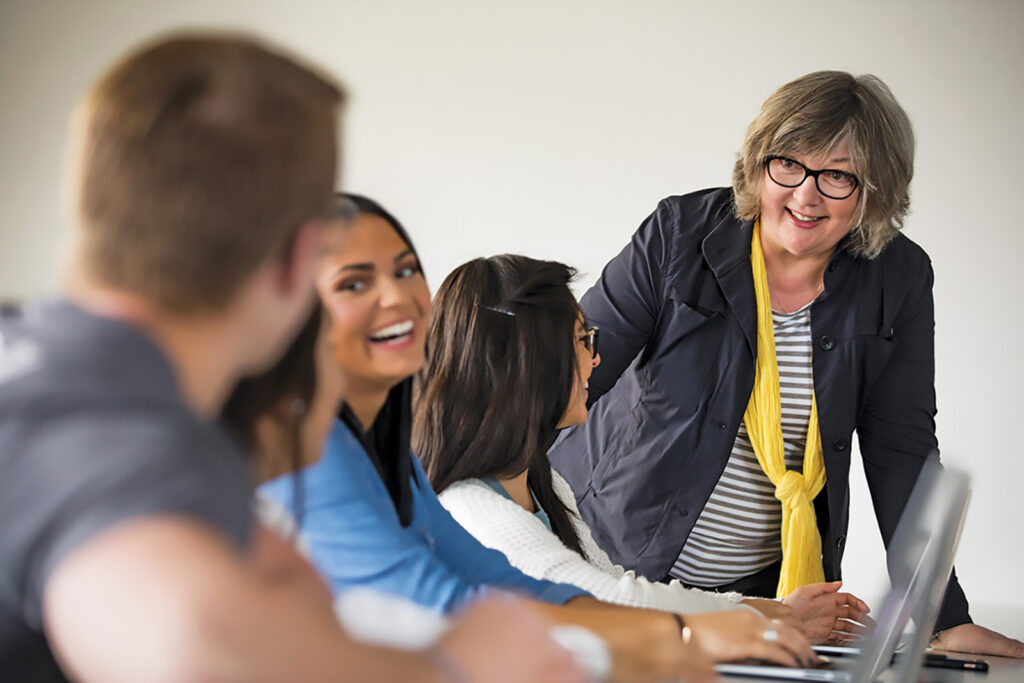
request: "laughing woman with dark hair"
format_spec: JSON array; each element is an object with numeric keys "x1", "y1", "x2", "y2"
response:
[{"x1": 220, "y1": 304, "x2": 592, "y2": 683}]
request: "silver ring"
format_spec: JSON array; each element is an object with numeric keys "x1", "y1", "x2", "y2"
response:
[{"x1": 763, "y1": 628, "x2": 780, "y2": 643}]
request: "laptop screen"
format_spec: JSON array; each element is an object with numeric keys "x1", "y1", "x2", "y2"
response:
[{"x1": 851, "y1": 457, "x2": 970, "y2": 683}]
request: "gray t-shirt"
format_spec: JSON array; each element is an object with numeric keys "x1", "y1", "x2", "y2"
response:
[{"x1": 0, "y1": 301, "x2": 252, "y2": 681}]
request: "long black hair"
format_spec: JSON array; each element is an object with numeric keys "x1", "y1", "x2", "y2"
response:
[
  {"x1": 414, "y1": 254, "x2": 588, "y2": 558},
  {"x1": 221, "y1": 305, "x2": 323, "y2": 528},
  {"x1": 327, "y1": 192, "x2": 422, "y2": 527}
]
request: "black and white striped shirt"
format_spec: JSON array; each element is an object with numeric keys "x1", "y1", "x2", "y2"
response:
[{"x1": 670, "y1": 305, "x2": 814, "y2": 587}]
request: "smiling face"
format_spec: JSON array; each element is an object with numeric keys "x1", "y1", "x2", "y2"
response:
[
  {"x1": 556, "y1": 314, "x2": 600, "y2": 429},
  {"x1": 316, "y1": 214, "x2": 430, "y2": 397},
  {"x1": 759, "y1": 142, "x2": 860, "y2": 263}
]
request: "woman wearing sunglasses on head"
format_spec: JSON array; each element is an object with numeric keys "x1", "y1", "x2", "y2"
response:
[
  {"x1": 548, "y1": 70, "x2": 1024, "y2": 658},
  {"x1": 416, "y1": 254, "x2": 867, "y2": 650}
]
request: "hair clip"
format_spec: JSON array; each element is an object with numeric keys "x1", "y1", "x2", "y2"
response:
[{"x1": 477, "y1": 303, "x2": 516, "y2": 317}]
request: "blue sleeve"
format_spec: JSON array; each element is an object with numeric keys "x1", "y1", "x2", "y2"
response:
[{"x1": 260, "y1": 420, "x2": 588, "y2": 614}]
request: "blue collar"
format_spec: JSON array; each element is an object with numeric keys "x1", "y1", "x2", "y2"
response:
[{"x1": 480, "y1": 478, "x2": 552, "y2": 533}]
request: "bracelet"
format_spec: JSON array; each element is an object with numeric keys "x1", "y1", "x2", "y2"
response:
[
  {"x1": 672, "y1": 614, "x2": 693, "y2": 645},
  {"x1": 426, "y1": 645, "x2": 470, "y2": 683}
]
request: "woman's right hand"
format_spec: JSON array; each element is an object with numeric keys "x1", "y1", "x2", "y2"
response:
[
  {"x1": 601, "y1": 612, "x2": 715, "y2": 683},
  {"x1": 686, "y1": 609, "x2": 819, "y2": 668},
  {"x1": 549, "y1": 597, "x2": 716, "y2": 682},
  {"x1": 781, "y1": 581, "x2": 874, "y2": 643}
]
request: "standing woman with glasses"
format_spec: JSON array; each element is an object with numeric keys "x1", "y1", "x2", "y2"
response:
[{"x1": 549, "y1": 70, "x2": 1024, "y2": 657}]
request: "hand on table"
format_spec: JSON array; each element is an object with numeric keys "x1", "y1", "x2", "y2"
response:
[
  {"x1": 557, "y1": 598, "x2": 716, "y2": 683},
  {"x1": 781, "y1": 581, "x2": 875, "y2": 643},
  {"x1": 931, "y1": 623, "x2": 1024, "y2": 659},
  {"x1": 686, "y1": 609, "x2": 819, "y2": 668},
  {"x1": 602, "y1": 614, "x2": 715, "y2": 683}
]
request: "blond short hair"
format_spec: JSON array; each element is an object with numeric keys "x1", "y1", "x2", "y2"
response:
[
  {"x1": 73, "y1": 34, "x2": 344, "y2": 311},
  {"x1": 731, "y1": 71, "x2": 914, "y2": 259}
]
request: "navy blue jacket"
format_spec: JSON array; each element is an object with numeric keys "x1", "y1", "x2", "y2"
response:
[{"x1": 550, "y1": 187, "x2": 970, "y2": 630}]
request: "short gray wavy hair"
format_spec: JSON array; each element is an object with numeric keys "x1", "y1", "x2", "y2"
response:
[{"x1": 732, "y1": 71, "x2": 915, "y2": 259}]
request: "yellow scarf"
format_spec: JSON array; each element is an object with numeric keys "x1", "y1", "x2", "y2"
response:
[{"x1": 744, "y1": 220, "x2": 826, "y2": 597}]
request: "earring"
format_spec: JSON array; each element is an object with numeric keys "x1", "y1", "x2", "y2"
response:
[{"x1": 290, "y1": 398, "x2": 307, "y2": 417}]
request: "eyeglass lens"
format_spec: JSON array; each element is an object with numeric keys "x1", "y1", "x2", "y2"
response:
[{"x1": 766, "y1": 157, "x2": 857, "y2": 200}]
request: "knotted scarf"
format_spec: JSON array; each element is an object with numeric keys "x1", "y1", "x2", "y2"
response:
[{"x1": 744, "y1": 220, "x2": 826, "y2": 597}]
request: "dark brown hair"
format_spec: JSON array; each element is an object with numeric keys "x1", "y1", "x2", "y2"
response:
[
  {"x1": 221, "y1": 305, "x2": 323, "y2": 488},
  {"x1": 414, "y1": 255, "x2": 588, "y2": 558},
  {"x1": 72, "y1": 33, "x2": 344, "y2": 311}
]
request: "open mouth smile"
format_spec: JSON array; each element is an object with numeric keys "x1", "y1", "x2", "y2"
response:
[
  {"x1": 786, "y1": 207, "x2": 827, "y2": 227},
  {"x1": 368, "y1": 319, "x2": 415, "y2": 346}
]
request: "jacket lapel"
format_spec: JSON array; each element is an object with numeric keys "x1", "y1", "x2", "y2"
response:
[{"x1": 701, "y1": 212, "x2": 757, "y2": 357}]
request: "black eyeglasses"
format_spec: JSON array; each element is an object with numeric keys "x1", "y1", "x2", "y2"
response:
[
  {"x1": 764, "y1": 155, "x2": 860, "y2": 200},
  {"x1": 578, "y1": 327, "x2": 599, "y2": 359}
]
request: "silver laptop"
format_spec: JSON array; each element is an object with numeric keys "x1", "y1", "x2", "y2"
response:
[{"x1": 715, "y1": 456, "x2": 970, "y2": 682}]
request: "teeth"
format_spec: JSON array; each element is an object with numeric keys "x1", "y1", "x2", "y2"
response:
[
  {"x1": 370, "y1": 320, "x2": 413, "y2": 340},
  {"x1": 790, "y1": 209, "x2": 822, "y2": 222}
]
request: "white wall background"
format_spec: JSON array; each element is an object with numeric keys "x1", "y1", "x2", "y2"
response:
[{"x1": 2, "y1": 0, "x2": 1021, "y2": 635}]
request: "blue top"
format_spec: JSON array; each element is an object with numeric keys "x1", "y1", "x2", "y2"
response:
[
  {"x1": 480, "y1": 478, "x2": 553, "y2": 532},
  {"x1": 260, "y1": 419, "x2": 589, "y2": 613}
]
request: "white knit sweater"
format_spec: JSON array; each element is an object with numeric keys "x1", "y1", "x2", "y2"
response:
[{"x1": 439, "y1": 470, "x2": 753, "y2": 614}]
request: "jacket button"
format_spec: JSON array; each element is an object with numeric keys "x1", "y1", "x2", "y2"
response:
[
  {"x1": 717, "y1": 422, "x2": 727, "y2": 429},
  {"x1": 837, "y1": 535, "x2": 846, "y2": 550},
  {"x1": 828, "y1": 261, "x2": 838, "y2": 273},
  {"x1": 681, "y1": 509, "x2": 689, "y2": 517},
  {"x1": 818, "y1": 335, "x2": 835, "y2": 351},
  {"x1": 832, "y1": 439, "x2": 847, "y2": 451}
]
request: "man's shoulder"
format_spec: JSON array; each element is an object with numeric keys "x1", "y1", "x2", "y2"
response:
[
  {"x1": 0, "y1": 300, "x2": 180, "y2": 413},
  {"x1": 1, "y1": 396, "x2": 248, "y2": 531},
  {"x1": 0, "y1": 309, "x2": 238, "y2": 480},
  {"x1": 16, "y1": 401, "x2": 237, "y2": 463}
]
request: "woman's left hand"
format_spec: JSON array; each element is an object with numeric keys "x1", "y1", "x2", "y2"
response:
[
  {"x1": 931, "y1": 623, "x2": 1024, "y2": 658},
  {"x1": 780, "y1": 581, "x2": 875, "y2": 643}
]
